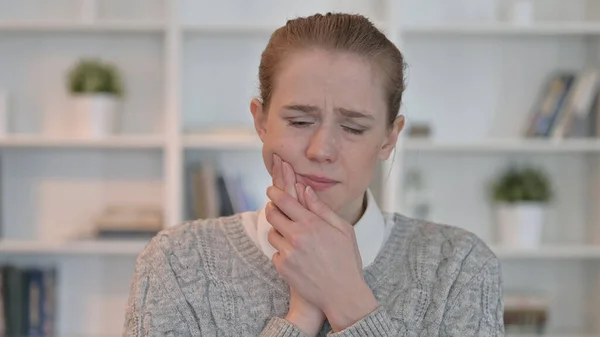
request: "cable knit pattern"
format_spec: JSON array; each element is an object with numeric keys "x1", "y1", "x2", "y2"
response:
[{"x1": 123, "y1": 212, "x2": 504, "y2": 336}]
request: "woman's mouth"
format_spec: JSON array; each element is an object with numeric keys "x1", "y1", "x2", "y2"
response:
[{"x1": 297, "y1": 174, "x2": 339, "y2": 191}]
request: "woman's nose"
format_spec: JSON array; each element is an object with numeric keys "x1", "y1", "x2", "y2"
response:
[{"x1": 306, "y1": 126, "x2": 337, "y2": 163}]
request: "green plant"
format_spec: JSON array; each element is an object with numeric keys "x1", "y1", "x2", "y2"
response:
[
  {"x1": 490, "y1": 165, "x2": 553, "y2": 203},
  {"x1": 67, "y1": 59, "x2": 124, "y2": 97}
]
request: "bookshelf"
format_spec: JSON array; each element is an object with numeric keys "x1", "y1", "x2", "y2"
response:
[
  {"x1": 403, "y1": 138, "x2": 600, "y2": 153},
  {"x1": 0, "y1": 135, "x2": 165, "y2": 149},
  {"x1": 0, "y1": 239, "x2": 148, "y2": 255},
  {"x1": 0, "y1": 20, "x2": 166, "y2": 32},
  {"x1": 0, "y1": 0, "x2": 600, "y2": 335},
  {"x1": 402, "y1": 22, "x2": 600, "y2": 36}
]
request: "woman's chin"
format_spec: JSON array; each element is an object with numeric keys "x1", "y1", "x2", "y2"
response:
[{"x1": 314, "y1": 190, "x2": 344, "y2": 212}]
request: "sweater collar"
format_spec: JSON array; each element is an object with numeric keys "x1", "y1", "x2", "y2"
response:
[{"x1": 255, "y1": 189, "x2": 386, "y2": 268}]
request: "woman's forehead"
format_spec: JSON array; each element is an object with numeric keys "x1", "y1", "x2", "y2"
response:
[{"x1": 272, "y1": 50, "x2": 387, "y2": 117}]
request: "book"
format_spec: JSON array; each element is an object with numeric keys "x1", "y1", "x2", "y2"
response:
[
  {"x1": 2, "y1": 265, "x2": 28, "y2": 336},
  {"x1": 0, "y1": 265, "x2": 57, "y2": 337},
  {"x1": 187, "y1": 162, "x2": 258, "y2": 220},
  {"x1": 504, "y1": 291, "x2": 549, "y2": 334},
  {"x1": 551, "y1": 67, "x2": 600, "y2": 138},
  {"x1": 524, "y1": 72, "x2": 576, "y2": 137}
]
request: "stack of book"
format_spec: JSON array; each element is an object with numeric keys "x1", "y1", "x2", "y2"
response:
[
  {"x1": 524, "y1": 67, "x2": 600, "y2": 139},
  {"x1": 186, "y1": 161, "x2": 259, "y2": 220},
  {"x1": 0, "y1": 265, "x2": 57, "y2": 337},
  {"x1": 503, "y1": 292, "x2": 549, "y2": 334}
]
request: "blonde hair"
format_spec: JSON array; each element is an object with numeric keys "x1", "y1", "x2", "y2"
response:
[{"x1": 258, "y1": 12, "x2": 406, "y2": 126}]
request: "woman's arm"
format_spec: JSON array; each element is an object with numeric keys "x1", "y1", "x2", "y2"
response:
[
  {"x1": 123, "y1": 238, "x2": 198, "y2": 337},
  {"x1": 323, "y1": 259, "x2": 504, "y2": 337},
  {"x1": 439, "y1": 256, "x2": 505, "y2": 336},
  {"x1": 324, "y1": 256, "x2": 503, "y2": 337},
  {"x1": 124, "y1": 229, "x2": 311, "y2": 337}
]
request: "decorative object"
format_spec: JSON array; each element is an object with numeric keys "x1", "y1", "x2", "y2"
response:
[
  {"x1": 67, "y1": 59, "x2": 124, "y2": 138},
  {"x1": 489, "y1": 165, "x2": 553, "y2": 248},
  {"x1": 504, "y1": 291, "x2": 549, "y2": 334},
  {"x1": 403, "y1": 168, "x2": 431, "y2": 220},
  {"x1": 93, "y1": 205, "x2": 163, "y2": 239},
  {"x1": 407, "y1": 122, "x2": 432, "y2": 138}
]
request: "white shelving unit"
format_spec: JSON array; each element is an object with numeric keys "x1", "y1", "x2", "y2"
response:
[
  {"x1": 403, "y1": 138, "x2": 600, "y2": 153},
  {"x1": 1, "y1": 0, "x2": 600, "y2": 335},
  {"x1": 402, "y1": 22, "x2": 600, "y2": 36},
  {"x1": 0, "y1": 135, "x2": 165, "y2": 149},
  {"x1": 0, "y1": 239, "x2": 149, "y2": 255},
  {"x1": 0, "y1": 20, "x2": 166, "y2": 32}
]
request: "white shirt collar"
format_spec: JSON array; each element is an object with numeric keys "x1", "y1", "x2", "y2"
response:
[{"x1": 255, "y1": 189, "x2": 386, "y2": 268}]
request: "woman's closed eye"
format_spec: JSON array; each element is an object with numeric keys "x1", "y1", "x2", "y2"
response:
[
  {"x1": 342, "y1": 125, "x2": 366, "y2": 135},
  {"x1": 288, "y1": 120, "x2": 314, "y2": 128},
  {"x1": 288, "y1": 119, "x2": 367, "y2": 135}
]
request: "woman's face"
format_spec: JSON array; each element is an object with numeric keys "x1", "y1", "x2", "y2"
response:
[{"x1": 251, "y1": 49, "x2": 403, "y2": 221}]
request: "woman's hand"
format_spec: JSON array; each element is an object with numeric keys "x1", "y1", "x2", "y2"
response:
[
  {"x1": 267, "y1": 155, "x2": 380, "y2": 332},
  {"x1": 271, "y1": 154, "x2": 325, "y2": 336}
]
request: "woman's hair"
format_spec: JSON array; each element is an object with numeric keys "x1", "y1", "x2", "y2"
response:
[{"x1": 258, "y1": 12, "x2": 406, "y2": 127}]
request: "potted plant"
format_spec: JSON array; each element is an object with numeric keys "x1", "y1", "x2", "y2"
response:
[
  {"x1": 67, "y1": 59, "x2": 124, "y2": 138},
  {"x1": 489, "y1": 165, "x2": 553, "y2": 248}
]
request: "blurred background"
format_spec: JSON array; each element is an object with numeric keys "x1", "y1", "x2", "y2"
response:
[{"x1": 0, "y1": 0, "x2": 599, "y2": 336}]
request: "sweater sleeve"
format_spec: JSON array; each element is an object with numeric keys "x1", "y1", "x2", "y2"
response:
[
  {"x1": 326, "y1": 306, "x2": 397, "y2": 337},
  {"x1": 439, "y1": 257, "x2": 505, "y2": 336},
  {"x1": 259, "y1": 317, "x2": 307, "y2": 337},
  {"x1": 122, "y1": 238, "x2": 195, "y2": 337}
]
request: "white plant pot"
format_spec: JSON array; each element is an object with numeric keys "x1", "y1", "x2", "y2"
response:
[
  {"x1": 70, "y1": 94, "x2": 119, "y2": 138},
  {"x1": 495, "y1": 202, "x2": 546, "y2": 248}
]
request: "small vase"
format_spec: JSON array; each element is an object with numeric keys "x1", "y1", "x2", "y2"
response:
[
  {"x1": 70, "y1": 93, "x2": 120, "y2": 138},
  {"x1": 495, "y1": 202, "x2": 546, "y2": 248}
]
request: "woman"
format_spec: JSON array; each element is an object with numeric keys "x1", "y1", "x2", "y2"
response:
[{"x1": 124, "y1": 12, "x2": 504, "y2": 337}]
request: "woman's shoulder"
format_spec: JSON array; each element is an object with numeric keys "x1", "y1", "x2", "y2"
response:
[
  {"x1": 384, "y1": 212, "x2": 500, "y2": 275},
  {"x1": 136, "y1": 214, "x2": 244, "y2": 269}
]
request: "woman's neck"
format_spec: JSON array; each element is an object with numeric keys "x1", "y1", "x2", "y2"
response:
[{"x1": 338, "y1": 191, "x2": 368, "y2": 226}]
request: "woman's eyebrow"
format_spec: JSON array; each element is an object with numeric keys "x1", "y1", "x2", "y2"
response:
[
  {"x1": 336, "y1": 107, "x2": 375, "y2": 120},
  {"x1": 283, "y1": 104, "x2": 319, "y2": 114},
  {"x1": 283, "y1": 104, "x2": 374, "y2": 120}
]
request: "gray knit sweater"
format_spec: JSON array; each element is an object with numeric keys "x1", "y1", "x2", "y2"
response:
[{"x1": 123, "y1": 212, "x2": 504, "y2": 336}]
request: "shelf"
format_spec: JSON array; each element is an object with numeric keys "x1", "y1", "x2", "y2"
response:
[
  {"x1": 0, "y1": 239, "x2": 149, "y2": 255},
  {"x1": 403, "y1": 138, "x2": 600, "y2": 153},
  {"x1": 183, "y1": 20, "x2": 387, "y2": 35},
  {"x1": 0, "y1": 135, "x2": 165, "y2": 149},
  {"x1": 184, "y1": 130, "x2": 262, "y2": 150},
  {"x1": 0, "y1": 20, "x2": 166, "y2": 33},
  {"x1": 491, "y1": 245, "x2": 600, "y2": 259},
  {"x1": 402, "y1": 22, "x2": 600, "y2": 36},
  {"x1": 183, "y1": 23, "x2": 281, "y2": 35}
]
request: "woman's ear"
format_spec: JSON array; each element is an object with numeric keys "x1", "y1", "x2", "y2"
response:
[
  {"x1": 250, "y1": 98, "x2": 267, "y2": 142},
  {"x1": 378, "y1": 115, "x2": 405, "y2": 160}
]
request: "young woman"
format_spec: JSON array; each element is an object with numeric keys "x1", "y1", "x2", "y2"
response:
[{"x1": 124, "y1": 12, "x2": 504, "y2": 337}]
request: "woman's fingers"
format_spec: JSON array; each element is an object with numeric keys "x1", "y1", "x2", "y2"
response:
[
  {"x1": 265, "y1": 201, "x2": 295, "y2": 238},
  {"x1": 268, "y1": 227, "x2": 292, "y2": 256},
  {"x1": 267, "y1": 186, "x2": 312, "y2": 222},
  {"x1": 272, "y1": 153, "x2": 285, "y2": 190},
  {"x1": 282, "y1": 160, "x2": 298, "y2": 200},
  {"x1": 295, "y1": 182, "x2": 306, "y2": 208}
]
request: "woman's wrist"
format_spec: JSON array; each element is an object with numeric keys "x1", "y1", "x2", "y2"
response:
[
  {"x1": 323, "y1": 280, "x2": 380, "y2": 332},
  {"x1": 285, "y1": 309, "x2": 324, "y2": 337}
]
